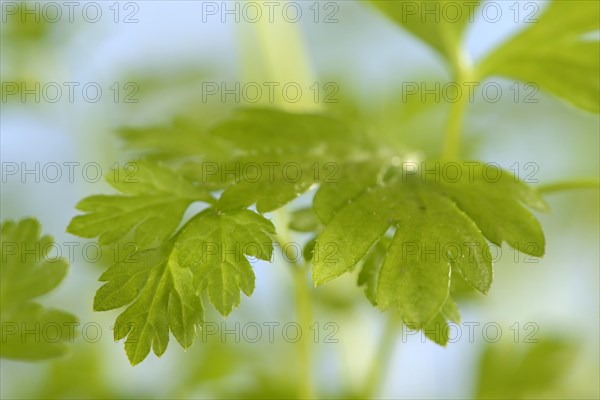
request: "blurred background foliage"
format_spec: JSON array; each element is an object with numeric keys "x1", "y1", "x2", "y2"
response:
[{"x1": 1, "y1": 0, "x2": 598, "y2": 399}]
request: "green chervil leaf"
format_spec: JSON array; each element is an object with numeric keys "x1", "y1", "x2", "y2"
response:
[
  {"x1": 367, "y1": 0, "x2": 480, "y2": 67},
  {"x1": 211, "y1": 154, "x2": 325, "y2": 213},
  {"x1": 359, "y1": 237, "x2": 462, "y2": 345},
  {"x1": 357, "y1": 236, "x2": 390, "y2": 306},
  {"x1": 313, "y1": 161, "x2": 546, "y2": 327},
  {"x1": 208, "y1": 108, "x2": 361, "y2": 156},
  {"x1": 174, "y1": 209, "x2": 275, "y2": 316},
  {"x1": 96, "y1": 244, "x2": 203, "y2": 365},
  {"x1": 68, "y1": 154, "x2": 278, "y2": 364},
  {"x1": 67, "y1": 161, "x2": 213, "y2": 250},
  {"x1": 182, "y1": 108, "x2": 368, "y2": 213},
  {"x1": 68, "y1": 106, "x2": 555, "y2": 355},
  {"x1": 118, "y1": 118, "x2": 231, "y2": 161},
  {"x1": 1, "y1": 219, "x2": 78, "y2": 360},
  {"x1": 93, "y1": 208, "x2": 275, "y2": 365},
  {"x1": 478, "y1": 0, "x2": 600, "y2": 113},
  {"x1": 126, "y1": 108, "x2": 370, "y2": 213}
]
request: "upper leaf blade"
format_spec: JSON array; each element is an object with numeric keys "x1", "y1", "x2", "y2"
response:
[
  {"x1": 367, "y1": 0, "x2": 480, "y2": 66},
  {"x1": 478, "y1": 0, "x2": 600, "y2": 113}
]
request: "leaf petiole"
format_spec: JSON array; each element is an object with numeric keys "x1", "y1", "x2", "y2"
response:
[
  {"x1": 276, "y1": 210, "x2": 315, "y2": 399},
  {"x1": 441, "y1": 52, "x2": 474, "y2": 161},
  {"x1": 537, "y1": 178, "x2": 600, "y2": 195}
]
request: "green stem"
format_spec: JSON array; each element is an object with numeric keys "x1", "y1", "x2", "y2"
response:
[
  {"x1": 441, "y1": 90, "x2": 469, "y2": 160},
  {"x1": 291, "y1": 262, "x2": 314, "y2": 399},
  {"x1": 537, "y1": 178, "x2": 600, "y2": 195},
  {"x1": 358, "y1": 313, "x2": 402, "y2": 399},
  {"x1": 277, "y1": 211, "x2": 314, "y2": 399},
  {"x1": 441, "y1": 49, "x2": 473, "y2": 161},
  {"x1": 440, "y1": 30, "x2": 475, "y2": 161}
]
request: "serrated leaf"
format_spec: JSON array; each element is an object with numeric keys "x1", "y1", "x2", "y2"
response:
[
  {"x1": 313, "y1": 161, "x2": 545, "y2": 325},
  {"x1": 0, "y1": 219, "x2": 77, "y2": 361},
  {"x1": 478, "y1": 0, "x2": 600, "y2": 113},
  {"x1": 377, "y1": 190, "x2": 488, "y2": 323},
  {"x1": 104, "y1": 244, "x2": 203, "y2": 365},
  {"x1": 68, "y1": 154, "x2": 278, "y2": 363},
  {"x1": 115, "y1": 109, "x2": 373, "y2": 215},
  {"x1": 368, "y1": 0, "x2": 481, "y2": 67},
  {"x1": 438, "y1": 163, "x2": 547, "y2": 257},
  {"x1": 180, "y1": 108, "x2": 369, "y2": 213},
  {"x1": 94, "y1": 208, "x2": 274, "y2": 364},
  {"x1": 174, "y1": 209, "x2": 275, "y2": 316},
  {"x1": 67, "y1": 161, "x2": 213, "y2": 250},
  {"x1": 213, "y1": 155, "x2": 323, "y2": 213},
  {"x1": 361, "y1": 238, "x2": 461, "y2": 341}
]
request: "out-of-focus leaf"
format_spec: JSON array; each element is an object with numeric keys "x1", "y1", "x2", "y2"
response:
[
  {"x1": 478, "y1": 0, "x2": 600, "y2": 113},
  {"x1": 476, "y1": 339, "x2": 578, "y2": 399},
  {"x1": 1, "y1": 219, "x2": 77, "y2": 360},
  {"x1": 1, "y1": 2, "x2": 52, "y2": 44},
  {"x1": 289, "y1": 207, "x2": 321, "y2": 233},
  {"x1": 367, "y1": 0, "x2": 480, "y2": 67}
]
